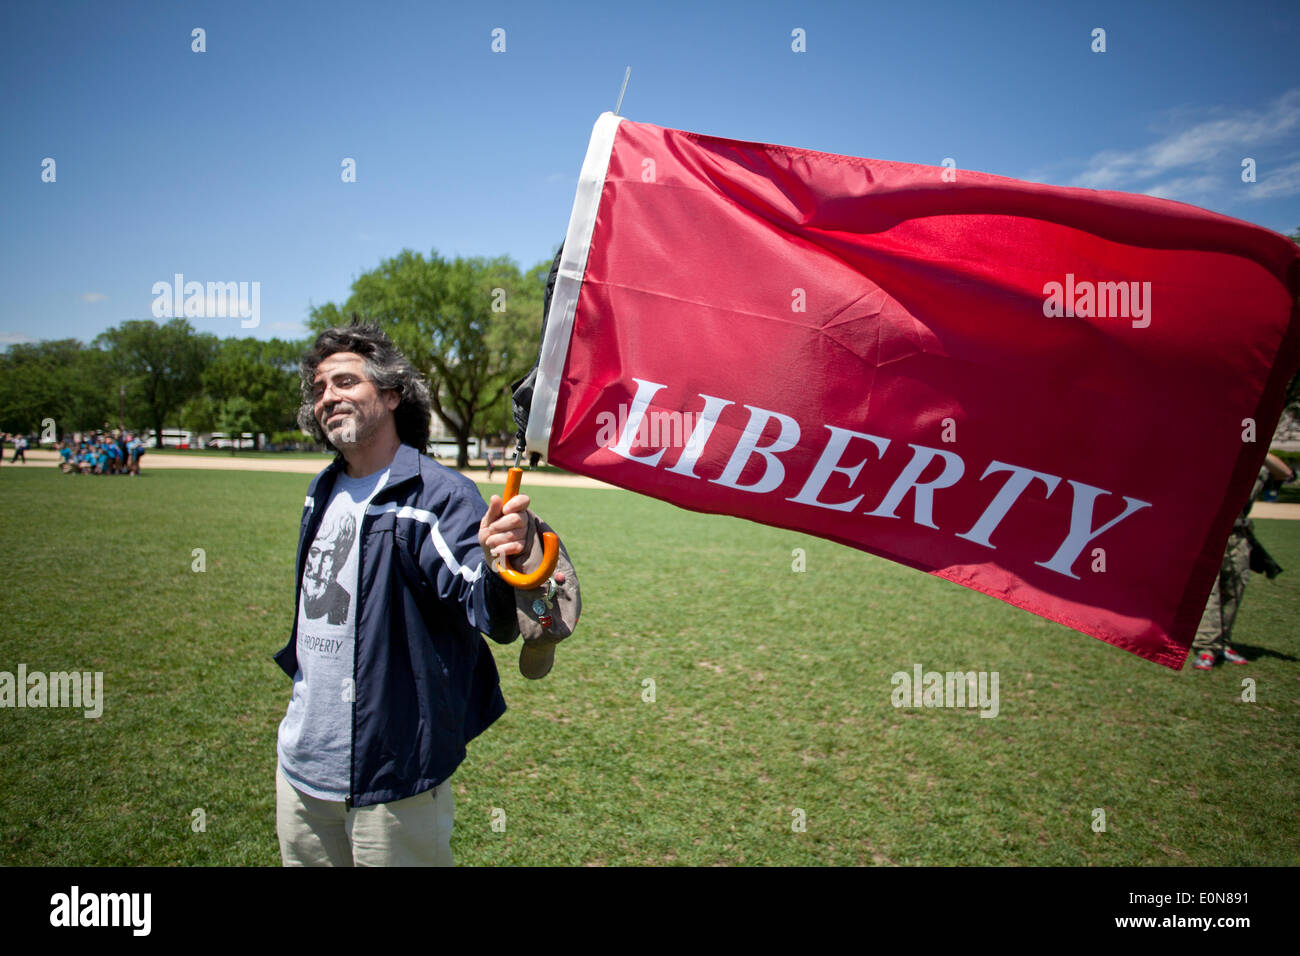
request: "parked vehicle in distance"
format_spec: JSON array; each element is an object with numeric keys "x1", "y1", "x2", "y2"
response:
[{"x1": 205, "y1": 432, "x2": 259, "y2": 450}]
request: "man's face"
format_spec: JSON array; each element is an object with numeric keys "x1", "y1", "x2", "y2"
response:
[
  {"x1": 304, "y1": 541, "x2": 336, "y2": 600},
  {"x1": 311, "y1": 352, "x2": 399, "y2": 449}
]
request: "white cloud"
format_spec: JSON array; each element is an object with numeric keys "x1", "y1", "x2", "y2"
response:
[
  {"x1": 1069, "y1": 88, "x2": 1300, "y2": 193},
  {"x1": 0, "y1": 331, "x2": 35, "y2": 346},
  {"x1": 80, "y1": 292, "x2": 108, "y2": 303},
  {"x1": 1244, "y1": 158, "x2": 1300, "y2": 200},
  {"x1": 1142, "y1": 175, "x2": 1221, "y2": 202}
]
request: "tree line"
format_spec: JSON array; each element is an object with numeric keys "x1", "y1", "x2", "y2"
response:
[{"x1": 0, "y1": 249, "x2": 553, "y2": 467}]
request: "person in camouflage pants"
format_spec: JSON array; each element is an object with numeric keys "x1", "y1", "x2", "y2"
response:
[{"x1": 1192, "y1": 452, "x2": 1297, "y2": 670}]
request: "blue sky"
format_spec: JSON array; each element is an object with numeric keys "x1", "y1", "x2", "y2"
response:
[{"x1": 3, "y1": 0, "x2": 1298, "y2": 347}]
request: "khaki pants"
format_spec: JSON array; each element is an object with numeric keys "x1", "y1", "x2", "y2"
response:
[
  {"x1": 1193, "y1": 531, "x2": 1252, "y2": 654},
  {"x1": 276, "y1": 765, "x2": 455, "y2": 866}
]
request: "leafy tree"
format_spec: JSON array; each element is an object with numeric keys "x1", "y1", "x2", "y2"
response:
[
  {"x1": 0, "y1": 339, "x2": 115, "y2": 436},
  {"x1": 476, "y1": 256, "x2": 551, "y2": 451},
  {"x1": 179, "y1": 394, "x2": 218, "y2": 437},
  {"x1": 201, "y1": 337, "x2": 303, "y2": 448},
  {"x1": 94, "y1": 319, "x2": 219, "y2": 448},
  {"x1": 308, "y1": 250, "x2": 548, "y2": 467},
  {"x1": 215, "y1": 396, "x2": 256, "y2": 454}
]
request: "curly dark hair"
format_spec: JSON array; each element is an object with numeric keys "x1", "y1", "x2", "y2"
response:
[{"x1": 297, "y1": 318, "x2": 433, "y2": 453}]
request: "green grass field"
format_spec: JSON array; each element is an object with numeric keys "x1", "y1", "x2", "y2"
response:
[{"x1": 1, "y1": 464, "x2": 1297, "y2": 866}]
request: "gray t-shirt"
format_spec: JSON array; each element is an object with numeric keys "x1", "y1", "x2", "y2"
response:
[{"x1": 277, "y1": 465, "x2": 390, "y2": 800}]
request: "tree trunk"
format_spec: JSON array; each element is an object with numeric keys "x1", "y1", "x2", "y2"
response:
[{"x1": 455, "y1": 422, "x2": 473, "y2": 469}]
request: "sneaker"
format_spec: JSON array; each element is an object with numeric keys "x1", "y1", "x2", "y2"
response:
[
  {"x1": 1220, "y1": 647, "x2": 1248, "y2": 665},
  {"x1": 1193, "y1": 652, "x2": 1216, "y2": 670}
]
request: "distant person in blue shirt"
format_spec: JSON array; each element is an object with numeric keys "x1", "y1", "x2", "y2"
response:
[{"x1": 128, "y1": 433, "x2": 146, "y2": 475}]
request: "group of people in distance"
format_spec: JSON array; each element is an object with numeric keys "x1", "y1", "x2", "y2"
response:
[{"x1": 57, "y1": 429, "x2": 147, "y2": 476}]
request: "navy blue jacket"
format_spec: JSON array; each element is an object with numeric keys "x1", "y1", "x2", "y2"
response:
[{"x1": 274, "y1": 443, "x2": 518, "y2": 808}]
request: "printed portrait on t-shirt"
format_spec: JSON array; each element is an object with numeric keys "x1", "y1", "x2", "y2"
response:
[{"x1": 303, "y1": 513, "x2": 357, "y2": 624}]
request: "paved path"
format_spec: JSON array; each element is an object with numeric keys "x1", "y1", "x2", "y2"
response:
[
  {"x1": 1248, "y1": 502, "x2": 1300, "y2": 520},
  {"x1": 8, "y1": 449, "x2": 618, "y2": 489}
]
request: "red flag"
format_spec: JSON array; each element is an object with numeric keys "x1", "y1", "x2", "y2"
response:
[{"x1": 526, "y1": 113, "x2": 1300, "y2": 668}]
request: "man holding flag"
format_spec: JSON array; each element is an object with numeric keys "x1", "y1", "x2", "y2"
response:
[{"x1": 274, "y1": 321, "x2": 580, "y2": 866}]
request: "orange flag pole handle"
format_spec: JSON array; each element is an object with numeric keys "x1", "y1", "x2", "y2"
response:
[{"x1": 494, "y1": 466, "x2": 559, "y2": 589}]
